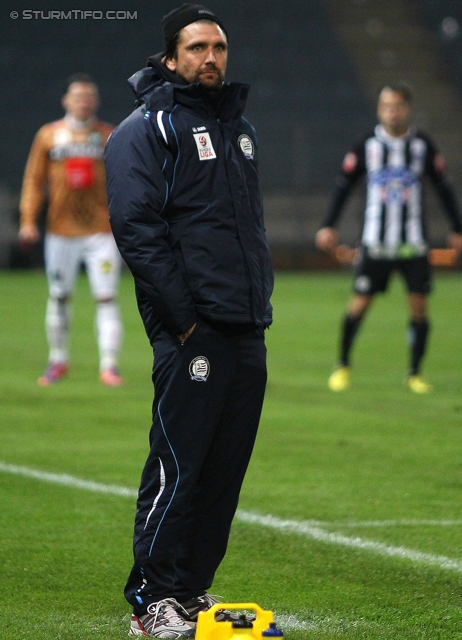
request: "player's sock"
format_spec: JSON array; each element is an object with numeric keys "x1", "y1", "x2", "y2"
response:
[
  {"x1": 340, "y1": 314, "x2": 362, "y2": 366},
  {"x1": 96, "y1": 300, "x2": 123, "y2": 371},
  {"x1": 45, "y1": 297, "x2": 69, "y2": 364},
  {"x1": 407, "y1": 319, "x2": 430, "y2": 376}
]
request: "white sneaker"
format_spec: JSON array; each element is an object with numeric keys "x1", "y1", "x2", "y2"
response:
[{"x1": 129, "y1": 598, "x2": 195, "y2": 638}]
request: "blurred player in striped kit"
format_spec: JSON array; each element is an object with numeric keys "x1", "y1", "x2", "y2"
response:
[
  {"x1": 18, "y1": 74, "x2": 124, "y2": 386},
  {"x1": 316, "y1": 84, "x2": 462, "y2": 393}
]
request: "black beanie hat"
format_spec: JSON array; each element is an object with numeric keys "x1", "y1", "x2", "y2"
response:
[{"x1": 161, "y1": 3, "x2": 227, "y2": 50}]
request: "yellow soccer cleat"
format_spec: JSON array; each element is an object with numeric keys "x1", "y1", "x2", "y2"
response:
[
  {"x1": 328, "y1": 366, "x2": 351, "y2": 391},
  {"x1": 404, "y1": 375, "x2": 433, "y2": 394}
]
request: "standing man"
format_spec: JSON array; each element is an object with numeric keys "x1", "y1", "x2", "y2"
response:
[
  {"x1": 105, "y1": 4, "x2": 273, "y2": 638},
  {"x1": 316, "y1": 84, "x2": 462, "y2": 393},
  {"x1": 19, "y1": 73, "x2": 124, "y2": 387}
]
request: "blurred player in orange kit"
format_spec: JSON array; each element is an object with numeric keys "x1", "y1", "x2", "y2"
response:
[{"x1": 19, "y1": 73, "x2": 124, "y2": 386}]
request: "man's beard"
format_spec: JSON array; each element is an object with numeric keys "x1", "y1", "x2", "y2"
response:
[{"x1": 193, "y1": 66, "x2": 224, "y2": 90}]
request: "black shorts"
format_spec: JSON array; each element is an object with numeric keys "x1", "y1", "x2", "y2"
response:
[{"x1": 353, "y1": 247, "x2": 432, "y2": 296}]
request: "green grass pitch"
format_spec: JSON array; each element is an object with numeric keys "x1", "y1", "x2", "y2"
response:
[{"x1": 1, "y1": 269, "x2": 462, "y2": 639}]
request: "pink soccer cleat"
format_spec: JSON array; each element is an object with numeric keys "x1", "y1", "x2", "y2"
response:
[
  {"x1": 37, "y1": 362, "x2": 69, "y2": 386},
  {"x1": 99, "y1": 367, "x2": 124, "y2": 387}
]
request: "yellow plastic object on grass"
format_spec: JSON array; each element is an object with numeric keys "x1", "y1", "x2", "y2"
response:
[{"x1": 195, "y1": 602, "x2": 280, "y2": 640}]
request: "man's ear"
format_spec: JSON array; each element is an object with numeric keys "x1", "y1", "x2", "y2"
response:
[{"x1": 165, "y1": 57, "x2": 177, "y2": 72}]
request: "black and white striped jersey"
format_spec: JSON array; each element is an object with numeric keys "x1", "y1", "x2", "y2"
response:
[{"x1": 322, "y1": 125, "x2": 462, "y2": 258}]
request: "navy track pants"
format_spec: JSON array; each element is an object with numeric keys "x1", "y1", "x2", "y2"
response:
[{"x1": 124, "y1": 319, "x2": 267, "y2": 614}]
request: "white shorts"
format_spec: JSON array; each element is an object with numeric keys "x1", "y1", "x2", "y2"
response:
[{"x1": 44, "y1": 232, "x2": 122, "y2": 299}]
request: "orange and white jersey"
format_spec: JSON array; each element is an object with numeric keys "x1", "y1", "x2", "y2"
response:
[{"x1": 20, "y1": 117, "x2": 114, "y2": 237}]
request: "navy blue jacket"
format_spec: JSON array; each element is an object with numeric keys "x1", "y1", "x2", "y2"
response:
[{"x1": 105, "y1": 56, "x2": 273, "y2": 339}]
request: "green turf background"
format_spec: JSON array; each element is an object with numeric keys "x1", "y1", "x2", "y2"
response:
[{"x1": 1, "y1": 270, "x2": 461, "y2": 639}]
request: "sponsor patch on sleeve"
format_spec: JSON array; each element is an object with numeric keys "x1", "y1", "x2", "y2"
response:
[{"x1": 193, "y1": 132, "x2": 217, "y2": 161}]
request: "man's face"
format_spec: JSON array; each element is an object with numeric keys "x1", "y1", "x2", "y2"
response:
[
  {"x1": 62, "y1": 82, "x2": 99, "y2": 121},
  {"x1": 165, "y1": 21, "x2": 227, "y2": 89},
  {"x1": 377, "y1": 88, "x2": 412, "y2": 136}
]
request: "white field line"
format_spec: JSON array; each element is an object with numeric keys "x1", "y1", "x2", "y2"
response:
[
  {"x1": 2, "y1": 461, "x2": 462, "y2": 575},
  {"x1": 331, "y1": 519, "x2": 462, "y2": 528},
  {"x1": 0, "y1": 461, "x2": 137, "y2": 498},
  {"x1": 235, "y1": 510, "x2": 462, "y2": 573},
  {"x1": 274, "y1": 613, "x2": 372, "y2": 632}
]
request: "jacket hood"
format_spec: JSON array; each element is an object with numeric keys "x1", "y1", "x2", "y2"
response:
[
  {"x1": 127, "y1": 52, "x2": 185, "y2": 109},
  {"x1": 147, "y1": 52, "x2": 188, "y2": 85}
]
